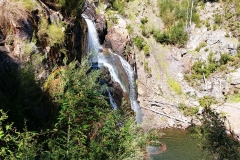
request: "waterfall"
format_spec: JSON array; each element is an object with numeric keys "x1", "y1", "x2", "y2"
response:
[
  {"x1": 82, "y1": 14, "x2": 102, "y2": 53},
  {"x1": 97, "y1": 54, "x2": 127, "y2": 93},
  {"x1": 82, "y1": 15, "x2": 142, "y2": 123},
  {"x1": 111, "y1": 50, "x2": 142, "y2": 123}
]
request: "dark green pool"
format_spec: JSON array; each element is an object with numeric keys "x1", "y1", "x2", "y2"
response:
[{"x1": 149, "y1": 128, "x2": 208, "y2": 160}]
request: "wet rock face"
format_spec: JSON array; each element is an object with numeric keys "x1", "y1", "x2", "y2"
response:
[
  {"x1": 64, "y1": 17, "x2": 88, "y2": 63},
  {"x1": 82, "y1": 2, "x2": 96, "y2": 21},
  {"x1": 95, "y1": 14, "x2": 107, "y2": 44}
]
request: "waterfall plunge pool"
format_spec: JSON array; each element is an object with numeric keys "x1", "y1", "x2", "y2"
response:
[{"x1": 148, "y1": 128, "x2": 208, "y2": 160}]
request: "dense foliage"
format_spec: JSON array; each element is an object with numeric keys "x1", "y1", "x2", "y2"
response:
[
  {"x1": 0, "y1": 58, "x2": 145, "y2": 159},
  {"x1": 191, "y1": 107, "x2": 240, "y2": 160}
]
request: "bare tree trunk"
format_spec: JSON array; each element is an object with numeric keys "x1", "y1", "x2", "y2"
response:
[
  {"x1": 189, "y1": 0, "x2": 194, "y2": 28},
  {"x1": 186, "y1": 0, "x2": 190, "y2": 28}
]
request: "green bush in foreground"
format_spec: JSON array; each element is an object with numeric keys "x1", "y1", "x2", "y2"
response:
[
  {"x1": 191, "y1": 107, "x2": 240, "y2": 160},
  {"x1": 0, "y1": 58, "x2": 146, "y2": 159}
]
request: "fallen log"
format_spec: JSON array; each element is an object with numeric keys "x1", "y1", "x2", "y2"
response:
[
  {"x1": 143, "y1": 99, "x2": 177, "y2": 107},
  {"x1": 141, "y1": 106, "x2": 192, "y2": 124}
]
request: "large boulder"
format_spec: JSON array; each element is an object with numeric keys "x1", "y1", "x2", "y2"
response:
[
  {"x1": 213, "y1": 103, "x2": 240, "y2": 141},
  {"x1": 104, "y1": 23, "x2": 131, "y2": 56}
]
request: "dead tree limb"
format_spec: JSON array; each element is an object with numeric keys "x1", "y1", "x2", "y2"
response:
[
  {"x1": 141, "y1": 106, "x2": 192, "y2": 124},
  {"x1": 143, "y1": 99, "x2": 178, "y2": 107}
]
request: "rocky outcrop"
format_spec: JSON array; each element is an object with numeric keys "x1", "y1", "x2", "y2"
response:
[
  {"x1": 213, "y1": 103, "x2": 240, "y2": 141},
  {"x1": 64, "y1": 17, "x2": 88, "y2": 63},
  {"x1": 104, "y1": 16, "x2": 131, "y2": 56},
  {"x1": 82, "y1": 2, "x2": 96, "y2": 21},
  {"x1": 95, "y1": 14, "x2": 107, "y2": 44}
]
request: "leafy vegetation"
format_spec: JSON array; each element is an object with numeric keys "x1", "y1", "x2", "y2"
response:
[
  {"x1": 51, "y1": 0, "x2": 85, "y2": 17},
  {"x1": 154, "y1": 0, "x2": 200, "y2": 46},
  {"x1": 140, "y1": 17, "x2": 148, "y2": 24},
  {"x1": 152, "y1": 22, "x2": 188, "y2": 46},
  {"x1": 0, "y1": 57, "x2": 147, "y2": 159},
  {"x1": 144, "y1": 60, "x2": 152, "y2": 75},
  {"x1": 185, "y1": 52, "x2": 234, "y2": 82},
  {"x1": 112, "y1": 0, "x2": 125, "y2": 15},
  {"x1": 198, "y1": 96, "x2": 217, "y2": 108},
  {"x1": 167, "y1": 76, "x2": 182, "y2": 94},
  {"x1": 144, "y1": 45, "x2": 150, "y2": 56},
  {"x1": 195, "y1": 41, "x2": 207, "y2": 52},
  {"x1": 126, "y1": 24, "x2": 134, "y2": 35},
  {"x1": 133, "y1": 36, "x2": 146, "y2": 50},
  {"x1": 38, "y1": 18, "x2": 65, "y2": 46},
  {"x1": 178, "y1": 103, "x2": 199, "y2": 116},
  {"x1": 191, "y1": 107, "x2": 240, "y2": 160},
  {"x1": 226, "y1": 94, "x2": 240, "y2": 103}
]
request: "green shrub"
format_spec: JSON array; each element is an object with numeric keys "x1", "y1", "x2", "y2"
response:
[
  {"x1": 56, "y1": 0, "x2": 85, "y2": 17},
  {"x1": 112, "y1": 0, "x2": 125, "y2": 14},
  {"x1": 21, "y1": 0, "x2": 38, "y2": 10},
  {"x1": 144, "y1": 60, "x2": 151, "y2": 75},
  {"x1": 205, "y1": 20, "x2": 210, "y2": 28},
  {"x1": 153, "y1": 30, "x2": 169, "y2": 44},
  {"x1": 0, "y1": 56, "x2": 147, "y2": 158},
  {"x1": 140, "y1": 24, "x2": 148, "y2": 37},
  {"x1": 219, "y1": 53, "x2": 231, "y2": 65},
  {"x1": 214, "y1": 14, "x2": 222, "y2": 25},
  {"x1": 38, "y1": 18, "x2": 65, "y2": 46},
  {"x1": 192, "y1": 61, "x2": 209, "y2": 77},
  {"x1": 191, "y1": 107, "x2": 240, "y2": 160},
  {"x1": 168, "y1": 22, "x2": 188, "y2": 45},
  {"x1": 192, "y1": 12, "x2": 200, "y2": 26},
  {"x1": 48, "y1": 24, "x2": 65, "y2": 46},
  {"x1": 140, "y1": 17, "x2": 148, "y2": 24},
  {"x1": 179, "y1": 103, "x2": 199, "y2": 116},
  {"x1": 227, "y1": 94, "x2": 240, "y2": 103},
  {"x1": 144, "y1": 45, "x2": 150, "y2": 56},
  {"x1": 198, "y1": 96, "x2": 217, "y2": 108},
  {"x1": 133, "y1": 36, "x2": 145, "y2": 50},
  {"x1": 213, "y1": 24, "x2": 217, "y2": 31},
  {"x1": 126, "y1": 24, "x2": 134, "y2": 34},
  {"x1": 195, "y1": 41, "x2": 207, "y2": 52},
  {"x1": 167, "y1": 76, "x2": 182, "y2": 94},
  {"x1": 153, "y1": 22, "x2": 188, "y2": 46}
]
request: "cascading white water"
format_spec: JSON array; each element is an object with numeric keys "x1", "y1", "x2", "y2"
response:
[
  {"x1": 82, "y1": 15, "x2": 142, "y2": 122},
  {"x1": 82, "y1": 14, "x2": 102, "y2": 53},
  {"x1": 111, "y1": 50, "x2": 142, "y2": 123},
  {"x1": 82, "y1": 14, "x2": 126, "y2": 91},
  {"x1": 97, "y1": 54, "x2": 127, "y2": 92}
]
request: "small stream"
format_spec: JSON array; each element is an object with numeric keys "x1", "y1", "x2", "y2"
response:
[{"x1": 149, "y1": 128, "x2": 208, "y2": 160}]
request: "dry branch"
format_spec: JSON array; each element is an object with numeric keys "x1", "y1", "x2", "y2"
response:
[{"x1": 141, "y1": 106, "x2": 192, "y2": 124}]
